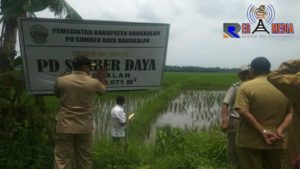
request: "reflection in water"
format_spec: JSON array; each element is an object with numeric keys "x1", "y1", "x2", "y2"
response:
[
  {"x1": 149, "y1": 90, "x2": 225, "y2": 141},
  {"x1": 93, "y1": 94, "x2": 156, "y2": 139}
]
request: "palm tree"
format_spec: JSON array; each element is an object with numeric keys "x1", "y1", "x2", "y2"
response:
[{"x1": 0, "y1": 0, "x2": 82, "y2": 72}]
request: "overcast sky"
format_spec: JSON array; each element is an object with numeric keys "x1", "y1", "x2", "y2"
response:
[{"x1": 34, "y1": 0, "x2": 300, "y2": 69}]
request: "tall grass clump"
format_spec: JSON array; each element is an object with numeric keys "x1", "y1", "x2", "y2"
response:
[
  {"x1": 151, "y1": 126, "x2": 230, "y2": 169},
  {"x1": 92, "y1": 127, "x2": 230, "y2": 169},
  {"x1": 93, "y1": 139, "x2": 142, "y2": 169},
  {"x1": 0, "y1": 72, "x2": 55, "y2": 169}
]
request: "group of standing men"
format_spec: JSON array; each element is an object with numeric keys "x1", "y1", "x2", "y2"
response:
[{"x1": 221, "y1": 57, "x2": 300, "y2": 169}]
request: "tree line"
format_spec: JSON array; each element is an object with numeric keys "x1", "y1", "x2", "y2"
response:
[{"x1": 164, "y1": 65, "x2": 239, "y2": 72}]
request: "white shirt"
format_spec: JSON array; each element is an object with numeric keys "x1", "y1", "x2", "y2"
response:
[{"x1": 111, "y1": 104, "x2": 126, "y2": 137}]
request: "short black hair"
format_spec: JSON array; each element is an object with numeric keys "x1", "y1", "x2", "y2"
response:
[
  {"x1": 72, "y1": 55, "x2": 92, "y2": 70},
  {"x1": 250, "y1": 57, "x2": 271, "y2": 75},
  {"x1": 116, "y1": 96, "x2": 125, "y2": 105}
]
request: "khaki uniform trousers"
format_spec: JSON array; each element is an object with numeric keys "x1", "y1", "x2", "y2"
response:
[
  {"x1": 237, "y1": 146, "x2": 284, "y2": 169},
  {"x1": 54, "y1": 133, "x2": 92, "y2": 169},
  {"x1": 227, "y1": 117, "x2": 240, "y2": 169}
]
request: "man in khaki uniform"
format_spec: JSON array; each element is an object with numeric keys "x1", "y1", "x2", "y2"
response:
[
  {"x1": 221, "y1": 65, "x2": 250, "y2": 169},
  {"x1": 268, "y1": 60, "x2": 300, "y2": 169},
  {"x1": 234, "y1": 57, "x2": 292, "y2": 169},
  {"x1": 54, "y1": 55, "x2": 107, "y2": 169}
]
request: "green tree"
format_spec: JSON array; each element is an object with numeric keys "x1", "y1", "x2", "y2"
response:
[{"x1": 0, "y1": 0, "x2": 82, "y2": 72}]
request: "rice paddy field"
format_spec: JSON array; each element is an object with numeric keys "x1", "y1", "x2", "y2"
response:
[{"x1": 44, "y1": 72, "x2": 238, "y2": 169}]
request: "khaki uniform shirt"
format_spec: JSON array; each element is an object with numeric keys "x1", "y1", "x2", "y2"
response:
[
  {"x1": 54, "y1": 71, "x2": 106, "y2": 134},
  {"x1": 268, "y1": 60, "x2": 300, "y2": 166},
  {"x1": 235, "y1": 74, "x2": 290, "y2": 149},
  {"x1": 223, "y1": 82, "x2": 241, "y2": 118}
]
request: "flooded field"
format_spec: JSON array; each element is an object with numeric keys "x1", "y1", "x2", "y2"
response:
[{"x1": 148, "y1": 90, "x2": 225, "y2": 140}]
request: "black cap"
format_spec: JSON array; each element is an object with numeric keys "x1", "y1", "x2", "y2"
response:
[
  {"x1": 250, "y1": 57, "x2": 271, "y2": 74},
  {"x1": 72, "y1": 55, "x2": 95, "y2": 68}
]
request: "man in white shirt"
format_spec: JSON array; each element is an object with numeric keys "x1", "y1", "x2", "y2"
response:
[{"x1": 111, "y1": 96, "x2": 126, "y2": 142}]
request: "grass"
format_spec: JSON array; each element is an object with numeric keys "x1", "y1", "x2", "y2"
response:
[
  {"x1": 93, "y1": 126, "x2": 231, "y2": 169},
  {"x1": 164, "y1": 72, "x2": 237, "y2": 90}
]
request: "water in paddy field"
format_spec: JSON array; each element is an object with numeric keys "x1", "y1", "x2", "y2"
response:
[
  {"x1": 93, "y1": 93, "x2": 157, "y2": 140},
  {"x1": 148, "y1": 90, "x2": 226, "y2": 141}
]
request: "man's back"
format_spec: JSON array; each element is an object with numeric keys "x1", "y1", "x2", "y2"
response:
[
  {"x1": 55, "y1": 71, "x2": 105, "y2": 133},
  {"x1": 235, "y1": 75, "x2": 290, "y2": 149},
  {"x1": 111, "y1": 105, "x2": 126, "y2": 138},
  {"x1": 54, "y1": 55, "x2": 107, "y2": 169}
]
